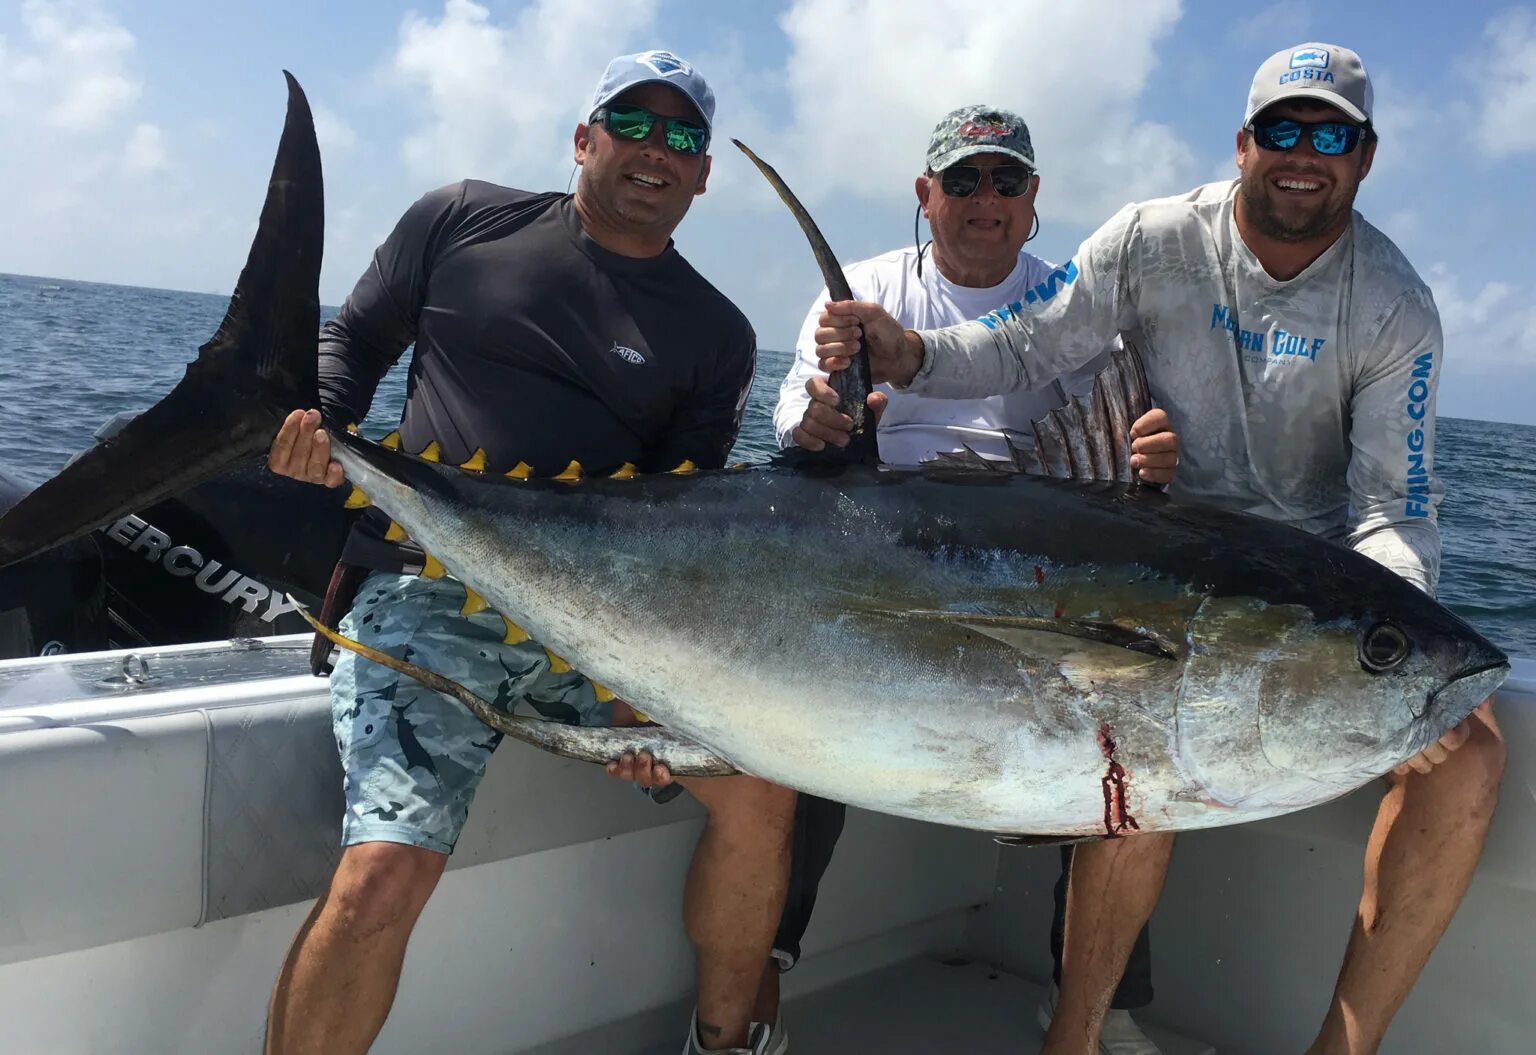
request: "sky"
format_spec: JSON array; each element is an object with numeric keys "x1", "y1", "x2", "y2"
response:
[{"x1": 2, "y1": 0, "x2": 1535, "y2": 424}]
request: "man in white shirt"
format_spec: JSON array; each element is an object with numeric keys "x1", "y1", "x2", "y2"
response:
[
  {"x1": 778, "y1": 106, "x2": 1177, "y2": 1055},
  {"x1": 812, "y1": 45, "x2": 1505, "y2": 1055}
]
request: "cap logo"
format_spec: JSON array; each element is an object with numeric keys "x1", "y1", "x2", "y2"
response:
[
  {"x1": 638, "y1": 50, "x2": 692, "y2": 78},
  {"x1": 958, "y1": 119, "x2": 1011, "y2": 138},
  {"x1": 1289, "y1": 48, "x2": 1330, "y2": 70}
]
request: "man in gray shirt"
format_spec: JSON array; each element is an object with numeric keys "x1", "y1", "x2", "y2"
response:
[{"x1": 813, "y1": 43, "x2": 1504, "y2": 1055}]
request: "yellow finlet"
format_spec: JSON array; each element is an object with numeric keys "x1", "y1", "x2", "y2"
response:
[
  {"x1": 381, "y1": 431, "x2": 401, "y2": 450},
  {"x1": 730, "y1": 462, "x2": 749, "y2": 470},
  {"x1": 418, "y1": 441, "x2": 442, "y2": 463},
  {"x1": 384, "y1": 521, "x2": 409, "y2": 542},
  {"x1": 506, "y1": 461, "x2": 533, "y2": 480},
  {"x1": 591, "y1": 681, "x2": 616, "y2": 703},
  {"x1": 545, "y1": 650, "x2": 572, "y2": 674},
  {"x1": 420, "y1": 552, "x2": 447, "y2": 579},
  {"x1": 344, "y1": 487, "x2": 372, "y2": 510},
  {"x1": 554, "y1": 460, "x2": 582, "y2": 481},
  {"x1": 669, "y1": 459, "x2": 697, "y2": 475},
  {"x1": 610, "y1": 462, "x2": 638, "y2": 480},
  {"x1": 345, "y1": 423, "x2": 360, "y2": 435},
  {"x1": 501, "y1": 618, "x2": 530, "y2": 645},
  {"x1": 459, "y1": 448, "x2": 489, "y2": 472},
  {"x1": 460, "y1": 588, "x2": 489, "y2": 616}
]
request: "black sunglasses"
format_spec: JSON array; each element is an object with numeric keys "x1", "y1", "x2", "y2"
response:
[
  {"x1": 1250, "y1": 118, "x2": 1368, "y2": 156},
  {"x1": 591, "y1": 104, "x2": 709, "y2": 156},
  {"x1": 937, "y1": 164, "x2": 1034, "y2": 198}
]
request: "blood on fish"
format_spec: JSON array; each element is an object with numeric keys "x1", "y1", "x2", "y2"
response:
[
  {"x1": 1033, "y1": 564, "x2": 1046, "y2": 585},
  {"x1": 1054, "y1": 604, "x2": 1064, "y2": 619},
  {"x1": 1097, "y1": 720, "x2": 1140, "y2": 838}
]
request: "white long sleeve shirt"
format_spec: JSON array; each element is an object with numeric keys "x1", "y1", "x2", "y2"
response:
[
  {"x1": 774, "y1": 246, "x2": 1104, "y2": 466},
  {"x1": 913, "y1": 180, "x2": 1444, "y2": 593}
]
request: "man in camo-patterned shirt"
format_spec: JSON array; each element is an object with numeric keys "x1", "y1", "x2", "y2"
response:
[{"x1": 813, "y1": 43, "x2": 1505, "y2": 1055}]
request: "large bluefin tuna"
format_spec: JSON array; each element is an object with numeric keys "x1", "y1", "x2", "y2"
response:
[{"x1": 0, "y1": 77, "x2": 1508, "y2": 839}]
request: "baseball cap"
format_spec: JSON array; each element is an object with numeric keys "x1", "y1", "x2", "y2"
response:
[
  {"x1": 590, "y1": 50, "x2": 715, "y2": 131},
  {"x1": 925, "y1": 105, "x2": 1035, "y2": 173},
  {"x1": 1244, "y1": 43, "x2": 1373, "y2": 126}
]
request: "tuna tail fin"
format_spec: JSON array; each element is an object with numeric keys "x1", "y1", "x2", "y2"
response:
[
  {"x1": 0, "y1": 72, "x2": 323, "y2": 570},
  {"x1": 925, "y1": 341, "x2": 1153, "y2": 483},
  {"x1": 733, "y1": 139, "x2": 879, "y2": 465}
]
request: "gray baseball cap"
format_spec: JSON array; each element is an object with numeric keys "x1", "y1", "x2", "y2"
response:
[
  {"x1": 925, "y1": 105, "x2": 1035, "y2": 173},
  {"x1": 590, "y1": 50, "x2": 715, "y2": 130},
  {"x1": 1244, "y1": 42, "x2": 1373, "y2": 126}
]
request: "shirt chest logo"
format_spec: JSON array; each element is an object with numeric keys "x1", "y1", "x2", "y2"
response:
[
  {"x1": 1210, "y1": 304, "x2": 1328, "y2": 362},
  {"x1": 609, "y1": 341, "x2": 647, "y2": 365}
]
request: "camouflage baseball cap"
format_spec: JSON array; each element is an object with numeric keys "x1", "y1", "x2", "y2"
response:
[{"x1": 925, "y1": 105, "x2": 1035, "y2": 173}]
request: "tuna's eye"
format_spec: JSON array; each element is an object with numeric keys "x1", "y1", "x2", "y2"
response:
[{"x1": 1360, "y1": 622, "x2": 1410, "y2": 673}]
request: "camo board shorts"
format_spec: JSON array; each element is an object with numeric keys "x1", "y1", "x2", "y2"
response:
[{"x1": 331, "y1": 571, "x2": 614, "y2": 854}]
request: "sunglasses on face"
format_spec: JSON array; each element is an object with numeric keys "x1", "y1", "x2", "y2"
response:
[
  {"x1": 592, "y1": 104, "x2": 709, "y2": 156},
  {"x1": 1249, "y1": 118, "x2": 1366, "y2": 156},
  {"x1": 937, "y1": 164, "x2": 1034, "y2": 198}
]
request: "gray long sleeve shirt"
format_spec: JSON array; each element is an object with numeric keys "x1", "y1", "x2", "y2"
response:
[{"x1": 912, "y1": 181, "x2": 1444, "y2": 594}]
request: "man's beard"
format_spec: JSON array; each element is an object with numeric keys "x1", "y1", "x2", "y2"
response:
[{"x1": 1238, "y1": 169, "x2": 1360, "y2": 243}]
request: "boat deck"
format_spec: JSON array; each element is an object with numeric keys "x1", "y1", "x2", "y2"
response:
[{"x1": 589, "y1": 957, "x2": 1214, "y2": 1055}]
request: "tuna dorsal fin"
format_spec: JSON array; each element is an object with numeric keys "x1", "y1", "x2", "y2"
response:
[
  {"x1": 919, "y1": 341, "x2": 1152, "y2": 482},
  {"x1": 1031, "y1": 340, "x2": 1151, "y2": 482},
  {"x1": 734, "y1": 138, "x2": 879, "y2": 466}
]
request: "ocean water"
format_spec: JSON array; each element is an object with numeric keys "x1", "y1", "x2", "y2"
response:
[{"x1": 2, "y1": 271, "x2": 1532, "y2": 656}]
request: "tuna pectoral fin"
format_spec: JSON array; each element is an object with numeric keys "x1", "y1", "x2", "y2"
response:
[
  {"x1": 862, "y1": 606, "x2": 1179, "y2": 661},
  {"x1": 0, "y1": 73, "x2": 323, "y2": 570},
  {"x1": 302, "y1": 608, "x2": 737, "y2": 776}
]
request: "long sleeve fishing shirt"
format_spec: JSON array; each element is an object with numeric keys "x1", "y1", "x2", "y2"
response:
[
  {"x1": 909, "y1": 180, "x2": 1444, "y2": 594},
  {"x1": 317, "y1": 180, "x2": 757, "y2": 574}
]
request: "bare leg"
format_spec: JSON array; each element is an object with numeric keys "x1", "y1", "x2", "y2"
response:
[
  {"x1": 1043, "y1": 833, "x2": 1175, "y2": 1055},
  {"x1": 265, "y1": 842, "x2": 447, "y2": 1055},
  {"x1": 752, "y1": 958, "x2": 781, "y2": 1026},
  {"x1": 678, "y1": 775, "x2": 796, "y2": 1051},
  {"x1": 1306, "y1": 706, "x2": 1505, "y2": 1055}
]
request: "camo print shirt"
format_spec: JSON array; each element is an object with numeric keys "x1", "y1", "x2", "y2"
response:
[
  {"x1": 319, "y1": 180, "x2": 756, "y2": 574},
  {"x1": 912, "y1": 180, "x2": 1444, "y2": 594}
]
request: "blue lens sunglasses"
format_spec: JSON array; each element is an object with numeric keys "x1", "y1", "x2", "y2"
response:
[{"x1": 1250, "y1": 118, "x2": 1370, "y2": 156}]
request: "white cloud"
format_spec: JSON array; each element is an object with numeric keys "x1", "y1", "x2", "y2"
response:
[
  {"x1": 764, "y1": 0, "x2": 1194, "y2": 225},
  {"x1": 312, "y1": 102, "x2": 359, "y2": 156},
  {"x1": 1471, "y1": 8, "x2": 1536, "y2": 157},
  {"x1": 5, "y1": 0, "x2": 141, "y2": 132},
  {"x1": 1426, "y1": 263, "x2": 1536, "y2": 369},
  {"x1": 389, "y1": 0, "x2": 659, "y2": 186},
  {"x1": 123, "y1": 122, "x2": 167, "y2": 173}
]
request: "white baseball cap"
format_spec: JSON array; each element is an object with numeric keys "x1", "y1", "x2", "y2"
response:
[{"x1": 1244, "y1": 43, "x2": 1373, "y2": 126}]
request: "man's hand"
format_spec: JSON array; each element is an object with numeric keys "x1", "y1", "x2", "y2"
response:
[
  {"x1": 792, "y1": 376, "x2": 889, "y2": 452},
  {"x1": 1129, "y1": 408, "x2": 1179, "y2": 485},
  {"x1": 268, "y1": 408, "x2": 344, "y2": 488},
  {"x1": 606, "y1": 749, "x2": 674, "y2": 789},
  {"x1": 1394, "y1": 696, "x2": 1496, "y2": 777},
  {"x1": 815, "y1": 301, "x2": 924, "y2": 386}
]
